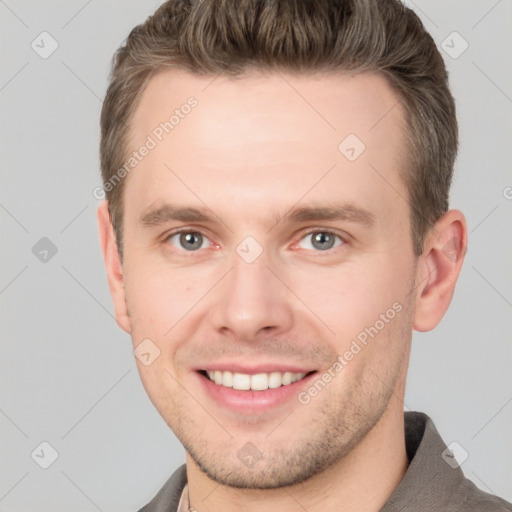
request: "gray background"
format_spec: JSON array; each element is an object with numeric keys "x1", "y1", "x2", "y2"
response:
[{"x1": 1, "y1": 0, "x2": 511, "y2": 510}]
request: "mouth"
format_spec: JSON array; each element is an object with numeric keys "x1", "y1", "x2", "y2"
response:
[
  {"x1": 197, "y1": 369, "x2": 316, "y2": 391},
  {"x1": 195, "y1": 369, "x2": 319, "y2": 413}
]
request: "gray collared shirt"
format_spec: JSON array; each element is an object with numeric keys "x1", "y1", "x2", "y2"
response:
[{"x1": 138, "y1": 411, "x2": 512, "y2": 511}]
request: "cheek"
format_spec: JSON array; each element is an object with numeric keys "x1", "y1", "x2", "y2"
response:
[
  {"x1": 288, "y1": 255, "x2": 412, "y2": 348},
  {"x1": 123, "y1": 260, "x2": 211, "y2": 338}
]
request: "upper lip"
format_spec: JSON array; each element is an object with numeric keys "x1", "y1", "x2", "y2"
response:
[{"x1": 196, "y1": 363, "x2": 317, "y2": 375}]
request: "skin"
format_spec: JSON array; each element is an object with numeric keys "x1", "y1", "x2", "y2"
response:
[{"x1": 98, "y1": 70, "x2": 467, "y2": 512}]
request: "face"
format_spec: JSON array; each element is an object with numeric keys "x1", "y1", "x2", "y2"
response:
[{"x1": 115, "y1": 70, "x2": 420, "y2": 488}]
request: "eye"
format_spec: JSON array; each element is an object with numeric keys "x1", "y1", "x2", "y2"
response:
[
  {"x1": 166, "y1": 230, "x2": 210, "y2": 251},
  {"x1": 297, "y1": 231, "x2": 344, "y2": 251}
]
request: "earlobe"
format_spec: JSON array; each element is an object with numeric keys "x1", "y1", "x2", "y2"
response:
[
  {"x1": 97, "y1": 201, "x2": 132, "y2": 334},
  {"x1": 413, "y1": 210, "x2": 468, "y2": 332}
]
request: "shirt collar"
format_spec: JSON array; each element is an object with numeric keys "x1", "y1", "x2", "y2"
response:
[
  {"x1": 175, "y1": 412, "x2": 466, "y2": 511},
  {"x1": 176, "y1": 482, "x2": 190, "y2": 512}
]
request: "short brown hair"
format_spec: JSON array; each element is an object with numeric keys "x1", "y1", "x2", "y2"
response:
[{"x1": 100, "y1": 0, "x2": 457, "y2": 258}]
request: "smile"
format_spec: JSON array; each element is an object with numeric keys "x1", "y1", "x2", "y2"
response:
[
  {"x1": 195, "y1": 367, "x2": 319, "y2": 413},
  {"x1": 202, "y1": 370, "x2": 310, "y2": 391}
]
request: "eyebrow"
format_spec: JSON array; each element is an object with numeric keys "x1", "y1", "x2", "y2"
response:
[
  {"x1": 285, "y1": 205, "x2": 375, "y2": 227},
  {"x1": 139, "y1": 203, "x2": 375, "y2": 229},
  {"x1": 140, "y1": 205, "x2": 212, "y2": 227}
]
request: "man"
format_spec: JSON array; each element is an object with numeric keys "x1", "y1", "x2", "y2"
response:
[{"x1": 97, "y1": 0, "x2": 511, "y2": 510}]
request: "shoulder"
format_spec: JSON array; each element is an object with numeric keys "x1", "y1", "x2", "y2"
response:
[
  {"x1": 137, "y1": 464, "x2": 187, "y2": 512},
  {"x1": 382, "y1": 412, "x2": 512, "y2": 511},
  {"x1": 453, "y1": 478, "x2": 512, "y2": 512}
]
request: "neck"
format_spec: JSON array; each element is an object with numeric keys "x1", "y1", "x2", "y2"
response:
[{"x1": 185, "y1": 397, "x2": 408, "y2": 512}]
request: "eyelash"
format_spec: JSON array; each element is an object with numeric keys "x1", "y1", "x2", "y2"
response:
[{"x1": 163, "y1": 228, "x2": 347, "y2": 255}]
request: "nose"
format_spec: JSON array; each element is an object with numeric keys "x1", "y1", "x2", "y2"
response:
[{"x1": 210, "y1": 250, "x2": 294, "y2": 342}]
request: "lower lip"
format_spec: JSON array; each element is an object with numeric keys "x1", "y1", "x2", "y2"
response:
[{"x1": 196, "y1": 371, "x2": 318, "y2": 413}]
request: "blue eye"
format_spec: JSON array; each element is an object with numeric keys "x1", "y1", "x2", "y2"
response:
[
  {"x1": 298, "y1": 231, "x2": 343, "y2": 251},
  {"x1": 167, "y1": 231, "x2": 210, "y2": 251}
]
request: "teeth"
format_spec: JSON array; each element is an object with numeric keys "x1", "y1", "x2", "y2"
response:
[{"x1": 205, "y1": 370, "x2": 307, "y2": 390}]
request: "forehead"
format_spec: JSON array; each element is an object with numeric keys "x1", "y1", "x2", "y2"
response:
[
  {"x1": 130, "y1": 68, "x2": 405, "y2": 149},
  {"x1": 125, "y1": 69, "x2": 408, "y2": 228}
]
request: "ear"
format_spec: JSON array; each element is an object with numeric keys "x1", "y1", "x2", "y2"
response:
[
  {"x1": 97, "y1": 200, "x2": 131, "y2": 333},
  {"x1": 413, "y1": 209, "x2": 468, "y2": 332}
]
